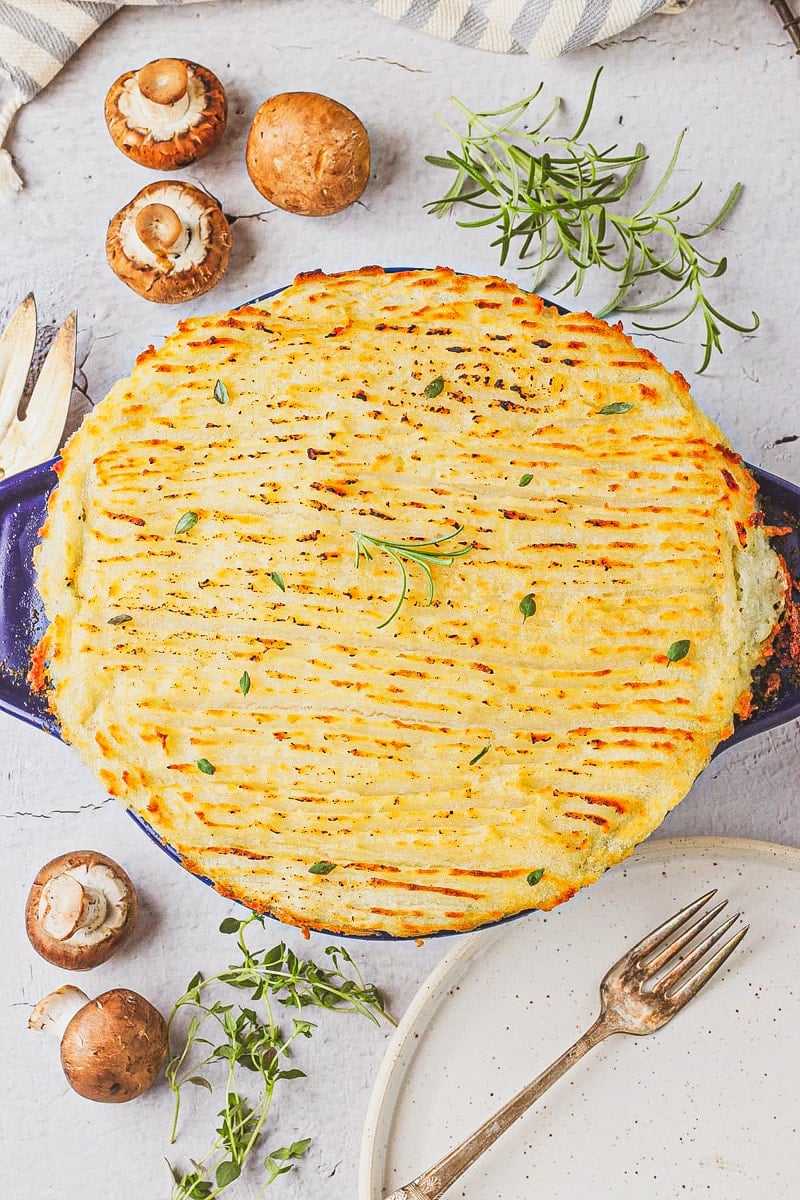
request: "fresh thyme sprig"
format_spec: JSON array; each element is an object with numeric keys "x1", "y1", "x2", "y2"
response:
[
  {"x1": 165, "y1": 915, "x2": 392, "y2": 1200},
  {"x1": 353, "y1": 525, "x2": 473, "y2": 629},
  {"x1": 426, "y1": 68, "x2": 758, "y2": 372}
]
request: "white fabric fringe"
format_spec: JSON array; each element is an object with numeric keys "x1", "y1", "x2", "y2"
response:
[{"x1": 0, "y1": 91, "x2": 23, "y2": 200}]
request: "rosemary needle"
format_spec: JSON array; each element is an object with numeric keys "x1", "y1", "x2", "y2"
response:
[
  {"x1": 426, "y1": 68, "x2": 758, "y2": 372},
  {"x1": 353, "y1": 525, "x2": 473, "y2": 628}
]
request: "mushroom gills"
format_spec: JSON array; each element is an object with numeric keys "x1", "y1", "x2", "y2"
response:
[
  {"x1": 118, "y1": 62, "x2": 208, "y2": 139},
  {"x1": 119, "y1": 185, "x2": 210, "y2": 272}
]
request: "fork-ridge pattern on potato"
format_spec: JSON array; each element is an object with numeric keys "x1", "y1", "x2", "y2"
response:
[{"x1": 34, "y1": 267, "x2": 785, "y2": 936}]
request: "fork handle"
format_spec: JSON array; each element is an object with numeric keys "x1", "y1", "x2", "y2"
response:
[{"x1": 384, "y1": 1014, "x2": 613, "y2": 1200}]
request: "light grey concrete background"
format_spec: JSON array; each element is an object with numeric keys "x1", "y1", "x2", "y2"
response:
[{"x1": 1, "y1": 2, "x2": 799, "y2": 1197}]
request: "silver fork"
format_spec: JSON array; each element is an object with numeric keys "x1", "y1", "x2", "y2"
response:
[
  {"x1": 0, "y1": 295, "x2": 76, "y2": 481},
  {"x1": 385, "y1": 890, "x2": 748, "y2": 1200}
]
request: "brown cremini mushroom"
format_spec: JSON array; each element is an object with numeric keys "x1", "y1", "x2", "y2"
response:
[
  {"x1": 105, "y1": 58, "x2": 227, "y2": 169},
  {"x1": 29, "y1": 985, "x2": 168, "y2": 1103},
  {"x1": 26, "y1": 850, "x2": 138, "y2": 970},
  {"x1": 106, "y1": 180, "x2": 232, "y2": 303},
  {"x1": 246, "y1": 92, "x2": 370, "y2": 217}
]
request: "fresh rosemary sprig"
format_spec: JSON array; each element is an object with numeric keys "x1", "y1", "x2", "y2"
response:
[
  {"x1": 353, "y1": 525, "x2": 473, "y2": 629},
  {"x1": 426, "y1": 68, "x2": 758, "y2": 372},
  {"x1": 165, "y1": 916, "x2": 392, "y2": 1200}
]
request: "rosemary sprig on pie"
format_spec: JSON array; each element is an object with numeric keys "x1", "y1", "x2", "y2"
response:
[{"x1": 353, "y1": 524, "x2": 473, "y2": 629}]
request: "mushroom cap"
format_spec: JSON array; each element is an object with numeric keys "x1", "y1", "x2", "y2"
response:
[
  {"x1": 106, "y1": 180, "x2": 232, "y2": 304},
  {"x1": 246, "y1": 91, "x2": 370, "y2": 217},
  {"x1": 25, "y1": 850, "x2": 138, "y2": 971},
  {"x1": 60, "y1": 989, "x2": 168, "y2": 1103},
  {"x1": 105, "y1": 58, "x2": 227, "y2": 170}
]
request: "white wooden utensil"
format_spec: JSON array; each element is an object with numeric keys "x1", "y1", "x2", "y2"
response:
[{"x1": 0, "y1": 295, "x2": 76, "y2": 480}]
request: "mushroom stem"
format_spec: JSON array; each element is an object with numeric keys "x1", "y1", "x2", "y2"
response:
[
  {"x1": 135, "y1": 203, "x2": 186, "y2": 256},
  {"x1": 29, "y1": 986, "x2": 89, "y2": 1040},
  {"x1": 137, "y1": 59, "x2": 190, "y2": 114},
  {"x1": 39, "y1": 873, "x2": 108, "y2": 941}
]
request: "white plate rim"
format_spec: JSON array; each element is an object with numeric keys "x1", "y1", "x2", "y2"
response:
[{"x1": 358, "y1": 834, "x2": 800, "y2": 1200}]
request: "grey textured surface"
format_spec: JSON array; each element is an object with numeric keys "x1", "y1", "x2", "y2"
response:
[{"x1": 1, "y1": 2, "x2": 799, "y2": 1197}]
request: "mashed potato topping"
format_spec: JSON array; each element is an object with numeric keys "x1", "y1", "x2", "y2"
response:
[{"x1": 34, "y1": 268, "x2": 785, "y2": 936}]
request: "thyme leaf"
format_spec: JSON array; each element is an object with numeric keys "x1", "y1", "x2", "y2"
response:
[
  {"x1": 598, "y1": 402, "x2": 633, "y2": 415},
  {"x1": 526, "y1": 868, "x2": 545, "y2": 886},
  {"x1": 309, "y1": 861, "x2": 336, "y2": 875},
  {"x1": 175, "y1": 511, "x2": 199, "y2": 535},
  {"x1": 197, "y1": 758, "x2": 216, "y2": 775},
  {"x1": 270, "y1": 571, "x2": 286, "y2": 593},
  {"x1": 667, "y1": 638, "x2": 691, "y2": 663},
  {"x1": 165, "y1": 918, "x2": 392, "y2": 1200},
  {"x1": 238, "y1": 671, "x2": 251, "y2": 697},
  {"x1": 424, "y1": 376, "x2": 445, "y2": 399},
  {"x1": 108, "y1": 614, "x2": 132, "y2": 625},
  {"x1": 353, "y1": 524, "x2": 473, "y2": 628},
  {"x1": 214, "y1": 380, "x2": 229, "y2": 405},
  {"x1": 519, "y1": 473, "x2": 534, "y2": 487},
  {"x1": 264, "y1": 1139, "x2": 312, "y2": 1185},
  {"x1": 426, "y1": 68, "x2": 758, "y2": 372},
  {"x1": 519, "y1": 593, "x2": 537, "y2": 622}
]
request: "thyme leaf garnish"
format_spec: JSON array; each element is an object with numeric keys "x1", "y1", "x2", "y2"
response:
[
  {"x1": 214, "y1": 380, "x2": 229, "y2": 405},
  {"x1": 197, "y1": 758, "x2": 216, "y2": 775},
  {"x1": 526, "y1": 868, "x2": 545, "y2": 886},
  {"x1": 519, "y1": 593, "x2": 537, "y2": 622},
  {"x1": 426, "y1": 68, "x2": 758, "y2": 372},
  {"x1": 667, "y1": 639, "x2": 691, "y2": 663},
  {"x1": 165, "y1": 917, "x2": 392, "y2": 1200},
  {"x1": 175, "y1": 511, "x2": 199, "y2": 535},
  {"x1": 353, "y1": 525, "x2": 473, "y2": 629},
  {"x1": 424, "y1": 376, "x2": 445, "y2": 399},
  {"x1": 519, "y1": 473, "x2": 534, "y2": 487},
  {"x1": 270, "y1": 571, "x2": 286, "y2": 592},
  {"x1": 108, "y1": 614, "x2": 132, "y2": 626},
  {"x1": 309, "y1": 861, "x2": 336, "y2": 875},
  {"x1": 469, "y1": 745, "x2": 491, "y2": 766},
  {"x1": 598, "y1": 402, "x2": 633, "y2": 415},
  {"x1": 238, "y1": 671, "x2": 251, "y2": 697}
]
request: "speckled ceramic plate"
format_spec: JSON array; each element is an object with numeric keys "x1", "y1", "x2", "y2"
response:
[{"x1": 360, "y1": 836, "x2": 800, "y2": 1199}]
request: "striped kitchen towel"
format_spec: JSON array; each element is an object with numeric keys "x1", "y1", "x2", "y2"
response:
[{"x1": 0, "y1": 0, "x2": 695, "y2": 197}]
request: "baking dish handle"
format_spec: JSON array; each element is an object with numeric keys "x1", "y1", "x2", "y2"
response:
[{"x1": 0, "y1": 458, "x2": 59, "y2": 733}]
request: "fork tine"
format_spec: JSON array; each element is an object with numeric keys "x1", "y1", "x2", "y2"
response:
[
  {"x1": 666, "y1": 924, "x2": 749, "y2": 1004},
  {"x1": 627, "y1": 889, "x2": 717, "y2": 962},
  {"x1": 643, "y1": 898, "x2": 728, "y2": 976},
  {"x1": 0, "y1": 293, "x2": 37, "y2": 437},
  {"x1": 20, "y1": 310, "x2": 77, "y2": 461},
  {"x1": 654, "y1": 912, "x2": 741, "y2": 994}
]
